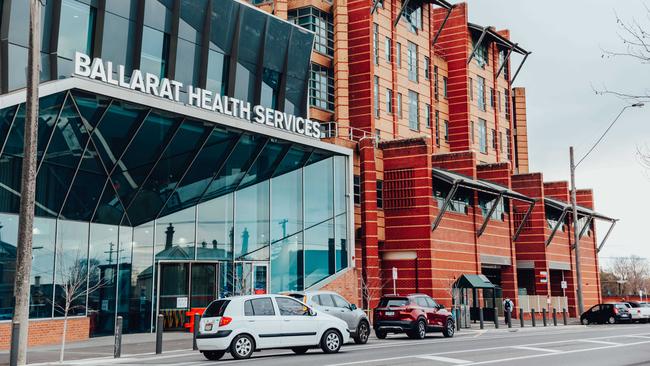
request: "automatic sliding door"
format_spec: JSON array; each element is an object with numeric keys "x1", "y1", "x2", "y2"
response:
[
  {"x1": 191, "y1": 263, "x2": 217, "y2": 308},
  {"x1": 159, "y1": 263, "x2": 189, "y2": 330}
]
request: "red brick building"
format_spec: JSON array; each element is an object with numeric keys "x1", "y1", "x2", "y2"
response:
[{"x1": 255, "y1": 0, "x2": 616, "y2": 319}]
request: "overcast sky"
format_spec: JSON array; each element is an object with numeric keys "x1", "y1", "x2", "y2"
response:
[{"x1": 460, "y1": 0, "x2": 650, "y2": 264}]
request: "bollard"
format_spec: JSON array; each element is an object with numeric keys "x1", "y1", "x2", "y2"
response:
[
  {"x1": 542, "y1": 308, "x2": 547, "y2": 327},
  {"x1": 552, "y1": 308, "x2": 558, "y2": 326},
  {"x1": 193, "y1": 313, "x2": 200, "y2": 351},
  {"x1": 9, "y1": 322, "x2": 19, "y2": 366},
  {"x1": 479, "y1": 307, "x2": 484, "y2": 329},
  {"x1": 531, "y1": 309, "x2": 536, "y2": 327},
  {"x1": 494, "y1": 308, "x2": 499, "y2": 329},
  {"x1": 519, "y1": 308, "x2": 524, "y2": 328},
  {"x1": 156, "y1": 314, "x2": 164, "y2": 354},
  {"x1": 114, "y1": 316, "x2": 123, "y2": 358},
  {"x1": 455, "y1": 307, "x2": 461, "y2": 331},
  {"x1": 507, "y1": 310, "x2": 512, "y2": 328},
  {"x1": 563, "y1": 308, "x2": 568, "y2": 326}
]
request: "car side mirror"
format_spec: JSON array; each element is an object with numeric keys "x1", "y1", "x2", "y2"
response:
[
  {"x1": 436, "y1": 304, "x2": 445, "y2": 310},
  {"x1": 309, "y1": 308, "x2": 317, "y2": 316},
  {"x1": 350, "y1": 304, "x2": 357, "y2": 311}
]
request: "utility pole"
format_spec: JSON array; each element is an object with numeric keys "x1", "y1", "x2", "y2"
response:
[
  {"x1": 10, "y1": 1, "x2": 41, "y2": 365},
  {"x1": 569, "y1": 146, "x2": 584, "y2": 315}
]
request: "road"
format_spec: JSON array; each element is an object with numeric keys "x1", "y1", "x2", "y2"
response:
[{"x1": 30, "y1": 324, "x2": 650, "y2": 366}]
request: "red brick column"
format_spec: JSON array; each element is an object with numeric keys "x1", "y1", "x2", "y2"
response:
[{"x1": 359, "y1": 137, "x2": 380, "y2": 309}]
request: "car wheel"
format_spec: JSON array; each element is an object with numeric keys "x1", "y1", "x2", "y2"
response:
[
  {"x1": 230, "y1": 334, "x2": 255, "y2": 360},
  {"x1": 291, "y1": 347, "x2": 310, "y2": 355},
  {"x1": 409, "y1": 319, "x2": 426, "y2": 340},
  {"x1": 442, "y1": 319, "x2": 455, "y2": 338},
  {"x1": 375, "y1": 329, "x2": 387, "y2": 339},
  {"x1": 354, "y1": 320, "x2": 370, "y2": 344},
  {"x1": 320, "y1": 329, "x2": 343, "y2": 354},
  {"x1": 607, "y1": 316, "x2": 616, "y2": 324},
  {"x1": 580, "y1": 317, "x2": 589, "y2": 325},
  {"x1": 202, "y1": 350, "x2": 225, "y2": 361}
]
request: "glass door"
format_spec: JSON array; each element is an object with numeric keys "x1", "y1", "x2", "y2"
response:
[
  {"x1": 234, "y1": 262, "x2": 268, "y2": 295},
  {"x1": 159, "y1": 263, "x2": 189, "y2": 330},
  {"x1": 190, "y1": 263, "x2": 217, "y2": 308}
]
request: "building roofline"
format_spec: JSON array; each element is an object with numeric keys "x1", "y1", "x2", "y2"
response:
[{"x1": 467, "y1": 22, "x2": 529, "y2": 55}]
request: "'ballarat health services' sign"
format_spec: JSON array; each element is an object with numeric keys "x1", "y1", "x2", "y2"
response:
[{"x1": 73, "y1": 52, "x2": 322, "y2": 139}]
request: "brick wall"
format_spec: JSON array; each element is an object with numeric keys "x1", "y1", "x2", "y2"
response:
[
  {"x1": 0, "y1": 317, "x2": 90, "y2": 350},
  {"x1": 320, "y1": 268, "x2": 361, "y2": 306},
  {"x1": 359, "y1": 138, "x2": 380, "y2": 308}
]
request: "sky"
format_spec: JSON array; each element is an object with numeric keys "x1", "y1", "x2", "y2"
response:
[{"x1": 460, "y1": 0, "x2": 650, "y2": 265}]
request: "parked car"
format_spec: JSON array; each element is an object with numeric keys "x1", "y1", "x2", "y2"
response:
[
  {"x1": 373, "y1": 294, "x2": 454, "y2": 339},
  {"x1": 284, "y1": 291, "x2": 370, "y2": 344},
  {"x1": 196, "y1": 294, "x2": 350, "y2": 361},
  {"x1": 626, "y1": 301, "x2": 650, "y2": 323},
  {"x1": 580, "y1": 303, "x2": 632, "y2": 325}
]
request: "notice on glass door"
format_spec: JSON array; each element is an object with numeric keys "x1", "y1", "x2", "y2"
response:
[{"x1": 177, "y1": 297, "x2": 188, "y2": 308}]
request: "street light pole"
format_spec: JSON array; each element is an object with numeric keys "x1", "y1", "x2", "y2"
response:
[{"x1": 569, "y1": 146, "x2": 584, "y2": 315}]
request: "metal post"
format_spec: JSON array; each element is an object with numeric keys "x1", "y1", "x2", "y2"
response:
[
  {"x1": 114, "y1": 317, "x2": 123, "y2": 358},
  {"x1": 455, "y1": 307, "x2": 461, "y2": 331},
  {"x1": 570, "y1": 146, "x2": 585, "y2": 315},
  {"x1": 542, "y1": 308, "x2": 547, "y2": 326},
  {"x1": 553, "y1": 308, "x2": 558, "y2": 326},
  {"x1": 155, "y1": 314, "x2": 164, "y2": 354},
  {"x1": 9, "y1": 322, "x2": 20, "y2": 366},
  {"x1": 519, "y1": 308, "x2": 524, "y2": 328},
  {"x1": 563, "y1": 308, "x2": 568, "y2": 325},
  {"x1": 479, "y1": 307, "x2": 484, "y2": 329},
  {"x1": 193, "y1": 313, "x2": 200, "y2": 351},
  {"x1": 11, "y1": 1, "x2": 41, "y2": 365},
  {"x1": 507, "y1": 310, "x2": 512, "y2": 328},
  {"x1": 531, "y1": 309, "x2": 536, "y2": 327},
  {"x1": 494, "y1": 308, "x2": 499, "y2": 329}
]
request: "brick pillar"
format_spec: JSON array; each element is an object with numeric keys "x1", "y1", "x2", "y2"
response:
[
  {"x1": 333, "y1": 0, "x2": 350, "y2": 136},
  {"x1": 273, "y1": 0, "x2": 287, "y2": 19},
  {"x1": 359, "y1": 138, "x2": 379, "y2": 309}
]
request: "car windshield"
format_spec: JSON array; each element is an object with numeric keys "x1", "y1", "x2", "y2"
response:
[
  {"x1": 204, "y1": 300, "x2": 230, "y2": 317},
  {"x1": 615, "y1": 304, "x2": 629, "y2": 310},
  {"x1": 379, "y1": 298, "x2": 409, "y2": 307},
  {"x1": 627, "y1": 302, "x2": 639, "y2": 308}
]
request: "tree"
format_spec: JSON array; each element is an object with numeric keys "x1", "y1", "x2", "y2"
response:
[
  {"x1": 607, "y1": 255, "x2": 649, "y2": 296},
  {"x1": 359, "y1": 271, "x2": 390, "y2": 311},
  {"x1": 52, "y1": 250, "x2": 107, "y2": 363}
]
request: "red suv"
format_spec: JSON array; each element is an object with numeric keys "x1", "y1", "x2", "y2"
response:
[{"x1": 373, "y1": 294, "x2": 454, "y2": 339}]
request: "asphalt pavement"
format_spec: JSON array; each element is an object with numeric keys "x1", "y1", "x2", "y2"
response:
[{"x1": 7, "y1": 323, "x2": 650, "y2": 366}]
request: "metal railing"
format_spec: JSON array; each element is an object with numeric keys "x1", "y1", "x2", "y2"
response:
[{"x1": 518, "y1": 295, "x2": 568, "y2": 313}]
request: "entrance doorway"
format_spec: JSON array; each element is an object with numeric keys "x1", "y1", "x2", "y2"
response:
[{"x1": 156, "y1": 261, "x2": 268, "y2": 330}]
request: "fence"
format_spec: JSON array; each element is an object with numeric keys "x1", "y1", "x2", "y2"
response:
[{"x1": 518, "y1": 295, "x2": 568, "y2": 312}]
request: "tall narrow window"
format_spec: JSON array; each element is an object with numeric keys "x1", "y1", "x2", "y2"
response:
[
  {"x1": 505, "y1": 89, "x2": 511, "y2": 120},
  {"x1": 310, "y1": 63, "x2": 335, "y2": 111},
  {"x1": 500, "y1": 131, "x2": 505, "y2": 154},
  {"x1": 396, "y1": 42, "x2": 402, "y2": 67},
  {"x1": 373, "y1": 23, "x2": 379, "y2": 65},
  {"x1": 374, "y1": 76, "x2": 380, "y2": 117},
  {"x1": 497, "y1": 91, "x2": 502, "y2": 111},
  {"x1": 407, "y1": 42, "x2": 418, "y2": 82},
  {"x1": 469, "y1": 78, "x2": 474, "y2": 101},
  {"x1": 288, "y1": 7, "x2": 334, "y2": 56},
  {"x1": 443, "y1": 76, "x2": 448, "y2": 98},
  {"x1": 377, "y1": 180, "x2": 384, "y2": 209},
  {"x1": 397, "y1": 92, "x2": 403, "y2": 118},
  {"x1": 385, "y1": 37, "x2": 392, "y2": 63},
  {"x1": 58, "y1": 0, "x2": 96, "y2": 60},
  {"x1": 490, "y1": 87, "x2": 495, "y2": 108},
  {"x1": 386, "y1": 88, "x2": 393, "y2": 114},
  {"x1": 444, "y1": 120, "x2": 449, "y2": 142},
  {"x1": 424, "y1": 57, "x2": 430, "y2": 80},
  {"x1": 425, "y1": 104, "x2": 431, "y2": 128},
  {"x1": 478, "y1": 119, "x2": 487, "y2": 153},
  {"x1": 353, "y1": 175, "x2": 360, "y2": 204},
  {"x1": 434, "y1": 66, "x2": 439, "y2": 100},
  {"x1": 478, "y1": 77, "x2": 486, "y2": 111},
  {"x1": 141, "y1": 26, "x2": 170, "y2": 78},
  {"x1": 506, "y1": 128, "x2": 512, "y2": 160},
  {"x1": 492, "y1": 129, "x2": 497, "y2": 149},
  {"x1": 408, "y1": 90, "x2": 419, "y2": 130},
  {"x1": 435, "y1": 111, "x2": 440, "y2": 146},
  {"x1": 471, "y1": 121, "x2": 475, "y2": 143}
]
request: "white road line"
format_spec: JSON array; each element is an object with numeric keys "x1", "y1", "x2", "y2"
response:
[
  {"x1": 511, "y1": 346, "x2": 562, "y2": 354},
  {"x1": 417, "y1": 355, "x2": 471, "y2": 364},
  {"x1": 578, "y1": 339, "x2": 621, "y2": 345},
  {"x1": 623, "y1": 335, "x2": 650, "y2": 339}
]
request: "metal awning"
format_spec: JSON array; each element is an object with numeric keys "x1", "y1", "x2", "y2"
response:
[
  {"x1": 453, "y1": 274, "x2": 495, "y2": 289},
  {"x1": 393, "y1": 0, "x2": 453, "y2": 26},
  {"x1": 431, "y1": 168, "x2": 536, "y2": 239}
]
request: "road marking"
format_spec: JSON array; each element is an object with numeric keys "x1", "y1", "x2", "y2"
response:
[
  {"x1": 511, "y1": 346, "x2": 562, "y2": 353},
  {"x1": 417, "y1": 355, "x2": 471, "y2": 364},
  {"x1": 622, "y1": 334, "x2": 650, "y2": 339},
  {"x1": 578, "y1": 339, "x2": 621, "y2": 345}
]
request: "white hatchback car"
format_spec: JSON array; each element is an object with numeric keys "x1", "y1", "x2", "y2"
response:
[{"x1": 196, "y1": 294, "x2": 350, "y2": 360}]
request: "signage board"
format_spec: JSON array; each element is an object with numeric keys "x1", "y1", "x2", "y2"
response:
[
  {"x1": 561, "y1": 280, "x2": 567, "y2": 289},
  {"x1": 392, "y1": 267, "x2": 398, "y2": 280},
  {"x1": 539, "y1": 271, "x2": 548, "y2": 284},
  {"x1": 176, "y1": 296, "x2": 188, "y2": 309}
]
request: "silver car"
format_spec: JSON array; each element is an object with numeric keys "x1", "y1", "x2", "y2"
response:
[{"x1": 285, "y1": 291, "x2": 370, "y2": 344}]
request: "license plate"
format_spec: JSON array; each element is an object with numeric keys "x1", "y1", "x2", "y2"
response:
[{"x1": 385, "y1": 311, "x2": 394, "y2": 316}]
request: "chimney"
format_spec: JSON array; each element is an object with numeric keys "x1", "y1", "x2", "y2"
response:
[{"x1": 165, "y1": 223, "x2": 175, "y2": 250}]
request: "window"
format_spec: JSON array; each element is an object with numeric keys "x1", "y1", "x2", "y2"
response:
[
  {"x1": 474, "y1": 38, "x2": 488, "y2": 68},
  {"x1": 444, "y1": 120, "x2": 449, "y2": 142},
  {"x1": 478, "y1": 118, "x2": 487, "y2": 153},
  {"x1": 404, "y1": 1, "x2": 422, "y2": 31},
  {"x1": 500, "y1": 50, "x2": 510, "y2": 79},
  {"x1": 469, "y1": 78, "x2": 473, "y2": 101},
  {"x1": 332, "y1": 295, "x2": 350, "y2": 308},
  {"x1": 471, "y1": 121, "x2": 475, "y2": 143},
  {"x1": 492, "y1": 129, "x2": 497, "y2": 149},
  {"x1": 386, "y1": 89, "x2": 393, "y2": 114},
  {"x1": 317, "y1": 294, "x2": 335, "y2": 307},
  {"x1": 276, "y1": 297, "x2": 310, "y2": 316},
  {"x1": 425, "y1": 297, "x2": 438, "y2": 308},
  {"x1": 289, "y1": 7, "x2": 334, "y2": 56},
  {"x1": 244, "y1": 298, "x2": 275, "y2": 316},
  {"x1": 500, "y1": 131, "x2": 505, "y2": 154},
  {"x1": 310, "y1": 63, "x2": 334, "y2": 111},
  {"x1": 397, "y1": 93, "x2": 403, "y2": 118},
  {"x1": 373, "y1": 23, "x2": 379, "y2": 65},
  {"x1": 408, "y1": 90, "x2": 419, "y2": 130},
  {"x1": 506, "y1": 128, "x2": 512, "y2": 160},
  {"x1": 204, "y1": 300, "x2": 230, "y2": 317},
  {"x1": 434, "y1": 66, "x2": 439, "y2": 100},
  {"x1": 497, "y1": 91, "x2": 502, "y2": 111},
  {"x1": 58, "y1": 0, "x2": 96, "y2": 60},
  {"x1": 374, "y1": 76, "x2": 380, "y2": 117},
  {"x1": 425, "y1": 104, "x2": 431, "y2": 128},
  {"x1": 377, "y1": 180, "x2": 383, "y2": 209},
  {"x1": 353, "y1": 175, "x2": 360, "y2": 205},
  {"x1": 424, "y1": 57, "x2": 430, "y2": 80},
  {"x1": 505, "y1": 89, "x2": 511, "y2": 120},
  {"x1": 443, "y1": 77, "x2": 448, "y2": 98},
  {"x1": 490, "y1": 88, "x2": 495, "y2": 108},
  {"x1": 385, "y1": 37, "x2": 392, "y2": 63},
  {"x1": 479, "y1": 193, "x2": 505, "y2": 221},
  {"x1": 396, "y1": 42, "x2": 402, "y2": 67},
  {"x1": 435, "y1": 111, "x2": 440, "y2": 146},
  {"x1": 478, "y1": 77, "x2": 486, "y2": 111},
  {"x1": 434, "y1": 181, "x2": 471, "y2": 214},
  {"x1": 416, "y1": 297, "x2": 429, "y2": 307},
  {"x1": 407, "y1": 42, "x2": 418, "y2": 82}
]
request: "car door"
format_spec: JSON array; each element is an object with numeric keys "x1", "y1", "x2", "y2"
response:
[
  {"x1": 317, "y1": 294, "x2": 338, "y2": 317},
  {"x1": 586, "y1": 305, "x2": 599, "y2": 323},
  {"x1": 275, "y1": 297, "x2": 319, "y2": 346},
  {"x1": 425, "y1": 296, "x2": 446, "y2": 327},
  {"x1": 414, "y1": 297, "x2": 433, "y2": 327},
  {"x1": 243, "y1": 297, "x2": 280, "y2": 349},
  {"x1": 332, "y1": 294, "x2": 357, "y2": 331},
  {"x1": 600, "y1": 304, "x2": 611, "y2": 323}
]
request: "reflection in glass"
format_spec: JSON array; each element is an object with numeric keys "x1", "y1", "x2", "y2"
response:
[
  {"x1": 155, "y1": 207, "x2": 196, "y2": 261},
  {"x1": 175, "y1": 39, "x2": 201, "y2": 88},
  {"x1": 190, "y1": 264, "x2": 216, "y2": 307},
  {"x1": 58, "y1": 0, "x2": 95, "y2": 60},
  {"x1": 271, "y1": 169, "x2": 302, "y2": 243},
  {"x1": 261, "y1": 68, "x2": 281, "y2": 109},
  {"x1": 117, "y1": 225, "x2": 132, "y2": 332},
  {"x1": 334, "y1": 156, "x2": 347, "y2": 216},
  {"x1": 128, "y1": 223, "x2": 153, "y2": 333},
  {"x1": 207, "y1": 50, "x2": 229, "y2": 95},
  {"x1": 271, "y1": 233, "x2": 302, "y2": 293},
  {"x1": 140, "y1": 26, "x2": 170, "y2": 78},
  {"x1": 88, "y1": 223, "x2": 118, "y2": 336},
  {"x1": 335, "y1": 213, "x2": 348, "y2": 271},
  {"x1": 197, "y1": 194, "x2": 233, "y2": 260},
  {"x1": 158, "y1": 263, "x2": 189, "y2": 330},
  {"x1": 29, "y1": 218, "x2": 56, "y2": 318},
  {"x1": 54, "y1": 220, "x2": 89, "y2": 317},
  {"x1": 304, "y1": 219, "x2": 334, "y2": 288},
  {"x1": 235, "y1": 181, "x2": 269, "y2": 261},
  {"x1": 304, "y1": 158, "x2": 334, "y2": 228},
  {"x1": 0, "y1": 213, "x2": 18, "y2": 319},
  {"x1": 101, "y1": 13, "x2": 136, "y2": 75}
]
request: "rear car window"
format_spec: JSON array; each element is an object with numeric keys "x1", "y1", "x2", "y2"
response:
[
  {"x1": 204, "y1": 300, "x2": 230, "y2": 317},
  {"x1": 379, "y1": 298, "x2": 409, "y2": 307},
  {"x1": 628, "y1": 303, "x2": 640, "y2": 308},
  {"x1": 615, "y1": 304, "x2": 629, "y2": 310},
  {"x1": 244, "y1": 298, "x2": 275, "y2": 316}
]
